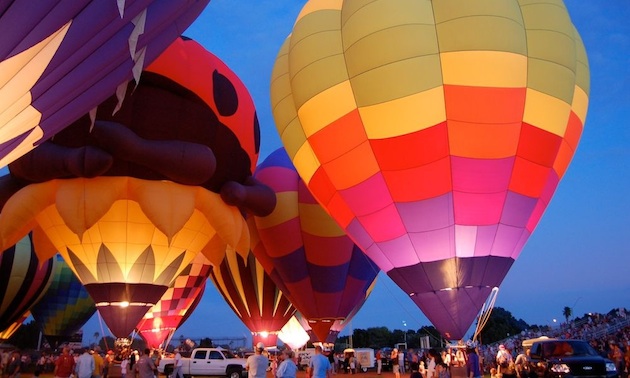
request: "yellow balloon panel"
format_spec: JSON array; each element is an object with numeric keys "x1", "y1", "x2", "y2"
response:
[{"x1": 0, "y1": 177, "x2": 249, "y2": 287}]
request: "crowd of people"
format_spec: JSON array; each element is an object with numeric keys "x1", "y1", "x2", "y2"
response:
[
  {"x1": 478, "y1": 308, "x2": 630, "y2": 377},
  {"x1": 0, "y1": 345, "x2": 164, "y2": 378},
  {"x1": 249, "y1": 343, "x2": 331, "y2": 378},
  {"x1": 2, "y1": 308, "x2": 629, "y2": 378}
]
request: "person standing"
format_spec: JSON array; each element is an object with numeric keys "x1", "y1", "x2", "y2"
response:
[
  {"x1": 171, "y1": 349, "x2": 183, "y2": 378},
  {"x1": 308, "y1": 346, "x2": 331, "y2": 378},
  {"x1": 54, "y1": 347, "x2": 76, "y2": 378},
  {"x1": 135, "y1": 349, "x2": 156, "y2": 378},
  {"x1": 276, "y1": 350, "x2": 298, "y2": 378},
  {"x1": 120, "y1": 356, "x2": 129, "y2": 378},
  {"x1": 391, "y1": 349, "x2": 400, "y2": 378},
  {"x1": 6, "y1": 351, "x2": 22, "y2": 378},
  {"x1": 376, "y1": 349, "x2": 382, "y2": 375},
  {"x1": 426, "y1": 350, "x2": 437, "y2": 378},
  {"x1": 76, "y1": 349, "x2": 95, "y2": 378},
  {"x1": 466, "y1": 348, "x2": 482, "y2": 378},
  {"x1": 103, "y1": 351, "x2": 114, "y2": 378},
  {"x1": 92, "y1": 351, "x2": 104, "y2": 378},
  {"x1": 246, "y1": 343, "x2": 269, "y2": 378},
  {"x1": 410, "y1": 363, "x2": 423, "y2": 378}
]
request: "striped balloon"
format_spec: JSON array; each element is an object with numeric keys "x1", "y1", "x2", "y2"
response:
[
  {"x1": 210, "y1": 245, "x2": 296, "y2": 347},
  {"x1": 252, "y1": 148, "x2": 379, "y2": 342},
  {"x1": 0, "y1": 234, "x2": 54, "y2": 332},
  {"x1": 0, "y1": 311, "x2": 29, "y2": 343},
  {"x1": 270, "y1": 0, "x2": 589, "y2": 339}
]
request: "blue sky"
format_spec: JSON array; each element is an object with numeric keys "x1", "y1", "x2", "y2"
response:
[{"x1": 82, "y1": 1, "x2": 630, "y2": 345}]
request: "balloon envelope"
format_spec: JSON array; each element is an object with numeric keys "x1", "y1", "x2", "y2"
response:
[
  {"x1": 137, "y1": 251, "x2": 212, "y2": 349},
  {"x1": 210, "y1": 245, "x2": 296, "y2": 347},
  {"x1": 30, "y1": 254, "x2": 96, "y2": 348},
  {"x1": 252, "y1": 148, "x2": 379, "y2": 341},
  {"x1": 0, "y1": 177, "x2": 248, "y2": 338},
  {"x1": 0, "y1": 234, "x2": 54, "y2": 332},
  {"x1": 0, "y1": 36, "x2": 254, "y2": 338},
  {"x1": 0, "y1": 0, "x2": 210, "y2": 166},
  {"x1": 270, "y1": 0, "x2": 589, "y2": 339},
  {"x1": 0, "y1": 311, "x2": 29, "y2": 343}
]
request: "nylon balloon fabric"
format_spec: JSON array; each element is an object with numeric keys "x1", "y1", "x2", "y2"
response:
[
  {"x1": 29, "y1": 254, "x2": 96, "y2": 348},
  {"x1": 0, "y1": 0, "x2": 210, "y2": 166},
  {"x1": 270, "y1": 0, "x2": 589, "y2": 339},
  {"x1": 251, "y1": 148, "x2": 379, "y2": 342},
  {"x1": 137, "y1": 251, "x2": 212, "y2": 349},
  {"x1": 0, "y1": 234, "x2": 54, "y2": 333},
  {"x1": 210, "y1": 245, "x2": 296, "y2": 347}
]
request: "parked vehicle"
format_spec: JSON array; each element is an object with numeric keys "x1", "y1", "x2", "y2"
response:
[
  {"x1": 526, "y1": 338, "x2": 618, "y2": 378},
  {"x1": 354, "y1": 348, "x2": 375, "y2": 372},
  {"x1": 297, "y1": 348, "x2": 316, "y2": 371},
  {"x1": 157, "y1": 348, "x2": 247, "y2": 378}
]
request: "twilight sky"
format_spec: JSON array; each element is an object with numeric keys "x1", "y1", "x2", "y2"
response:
[{"x1": 82, "y1": 1, "x2": 630, "y2": 345}]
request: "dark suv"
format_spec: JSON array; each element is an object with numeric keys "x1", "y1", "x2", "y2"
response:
[{"x1": 527, "y1": 339, "x2": 618, "y2": 378}]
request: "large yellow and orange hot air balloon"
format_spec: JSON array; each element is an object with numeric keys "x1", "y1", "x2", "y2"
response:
[{"x1": 271, "y1": 0, "x2": 589, "y2": 339}]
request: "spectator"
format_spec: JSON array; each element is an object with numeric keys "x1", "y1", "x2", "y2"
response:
[
  {"x1": 135, "y1": 349, "x2": 156, "y2": 378},
  {"x1": 246, "y1": 343, "x2": 269, "y2": 378},
  {"x1": 308, "y1": 346, "x2": 332, "y2": 378},
  {"x1": 76, "y1": 349, "x2": 95, "y2": 378},
  {"x1": 54, "y1": 347, "x2": 76, "y2": 378},
  {"x1": 6, "y1": 351, "x2": 22, "y2": 378},
  {"x1": 276, "y1": 350, "x2": 298, "y2": 378}
]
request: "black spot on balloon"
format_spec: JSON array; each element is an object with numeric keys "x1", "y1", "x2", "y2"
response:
[
  {"x1": 213, "y1": 69, "x2": 238, "y2": 117},
  {"x1": 253, "y1": 111, "x2": 260, "y2": 154}
]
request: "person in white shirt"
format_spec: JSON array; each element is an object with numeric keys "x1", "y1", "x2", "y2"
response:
[
  {"x1": 246, "y1": 343, "x2": 269, "y2": 378},
  {"x1": 171, "y1": 349, "x2": 183, "y2": 378}
]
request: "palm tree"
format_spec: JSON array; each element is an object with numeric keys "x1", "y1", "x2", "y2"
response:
[{"x1": 562, "y1": 306, "x2": 572, "y2": 323}]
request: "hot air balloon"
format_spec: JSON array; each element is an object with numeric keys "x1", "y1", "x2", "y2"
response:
[
  {"x1": 0, "y1": 0, "x2": 210, "y2": 167},
  {"x1": 0, "y1": 38, "x2": 265, "y2": 337},
  {"x1": 137, "y1": 250, "x2": 213, "y2": 349},
  {"x1": 295, "y1": 277, "x2": 376, "y2": 344},
  {"x1": 251, "y1": 148, "x2": 379, "y2": 342},
  {"x1": 0, "y1": 234, "x2": 54, "y2": 333},
  {"x1": 0, "y1": 311, "x2": 29, "y2": 343},
  {"x1": 6, "y1": 36, "x2": 275, "y2": 217},
  {"x1": 270, "y1": 1, "x2": 589, "y2": 339},
  {"x1": 210, "y1": 243, "x2": 296, "y2": 347},
  {"x1": 30, "y1": 254, "x2": 96, "y2": 349}
]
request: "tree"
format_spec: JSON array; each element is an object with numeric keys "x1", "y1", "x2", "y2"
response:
[
  {"x1": 478, "y1": 307, "x2": 529, "y2": 344},
  {"x1": 562, "y1": 306, "x2": 572, "y2": 323}
]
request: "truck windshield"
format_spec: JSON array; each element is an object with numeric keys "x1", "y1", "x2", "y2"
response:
[
  {"x1": 543, "y1": 341, "x2": 599, "y2": 357},
  {"x1": 223, "y1": 350, "x2": 238, "y2": 359}
]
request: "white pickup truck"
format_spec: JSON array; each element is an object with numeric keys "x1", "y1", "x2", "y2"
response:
[{"x1": 157, "y1": 348, "x2": 247, "y2": 378}]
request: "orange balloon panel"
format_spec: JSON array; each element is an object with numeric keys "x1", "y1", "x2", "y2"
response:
[{"x1": 0, "y1": 177, "x2": 249, "y2": 337}]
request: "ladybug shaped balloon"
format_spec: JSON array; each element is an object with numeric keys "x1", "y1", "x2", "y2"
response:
[{"x1": 9, "y1": 36, "x2": 274, "y2": 217}]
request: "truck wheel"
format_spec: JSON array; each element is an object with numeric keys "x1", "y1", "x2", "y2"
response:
[{"x1": 227, "y1": 368, "x2": 241, "y2": 378}]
